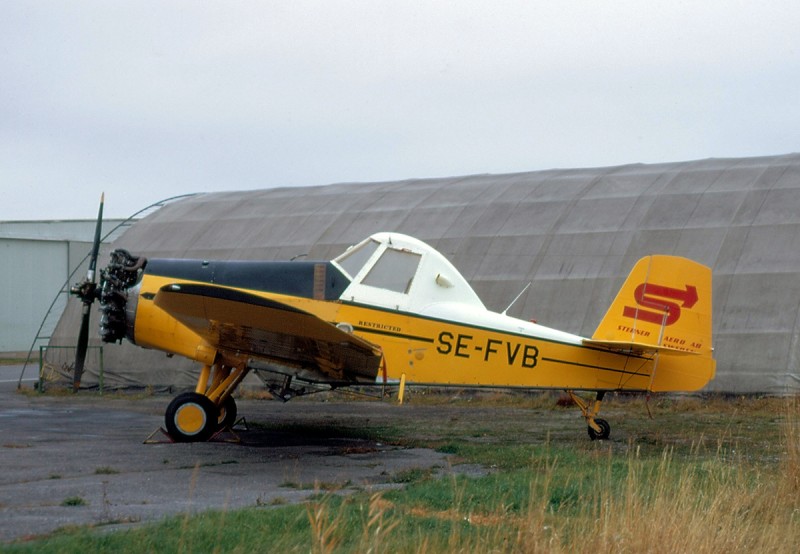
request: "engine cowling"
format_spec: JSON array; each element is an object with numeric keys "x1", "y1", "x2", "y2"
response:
[{"x1": 98, "y1": 249, "x2": 147, "y2": 344}]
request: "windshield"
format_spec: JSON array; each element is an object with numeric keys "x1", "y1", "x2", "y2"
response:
[{"x1": 334, "y1": 239, "x2": 380, "y2": 278}]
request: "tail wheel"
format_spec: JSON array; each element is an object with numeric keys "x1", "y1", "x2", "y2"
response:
[
  {"x1": 217, "y1": 395, "x2": 238, "y2": 431},
  {"x1": 588, "y1": 418, "x2": 611, "y2": 441},
  {"x1": 165, "y1": 392, "x2": 218, "y2": 442}
]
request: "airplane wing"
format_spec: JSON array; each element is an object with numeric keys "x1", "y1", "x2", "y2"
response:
[{"x1": 153, "y1": 283, "x2": 383, "y2": 382}]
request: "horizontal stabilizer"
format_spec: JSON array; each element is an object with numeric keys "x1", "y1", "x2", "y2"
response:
[{"x1": 582, "y1": 338, "x2": 696, "y2": 356}]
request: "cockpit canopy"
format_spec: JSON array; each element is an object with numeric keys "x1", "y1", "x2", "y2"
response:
[{"x1": 332, "y1": 233, "x2": 485, "y2": 313}]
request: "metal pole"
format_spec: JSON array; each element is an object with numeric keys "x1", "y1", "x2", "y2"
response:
[
  {"x1": 38, "y1": 346, "x2": 45, "y2": 393},
  {"x1": 99, "y1": 346, "x2": 104, "y2": 394}
]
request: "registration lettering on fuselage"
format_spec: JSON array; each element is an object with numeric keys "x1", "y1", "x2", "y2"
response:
[{"x1": 435, "y1": 331, "x2": 539, "y2": 368}]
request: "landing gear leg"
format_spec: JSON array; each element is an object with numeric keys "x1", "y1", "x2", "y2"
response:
[
  {"x1": 567, "y1": 390, "x2": 611, "y2": 441},
  {"x1": 205, "y1": 362, "x2": 248, "y2": 431}
]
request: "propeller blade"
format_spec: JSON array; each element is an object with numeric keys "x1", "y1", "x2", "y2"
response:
[
  {"x1": 87, "y1": 192, "x2": 104, "y2": 282},
  {"x1": 73, "y1": 193, "x2": 104, "y2": 391},
  {"x1": 73, "y1": 304, "x2": 91, "y2": 389}
]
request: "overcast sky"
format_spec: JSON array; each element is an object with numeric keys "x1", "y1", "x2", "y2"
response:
[{"x1": 2, "y1": 1, "x2": 799, "y2": 221}]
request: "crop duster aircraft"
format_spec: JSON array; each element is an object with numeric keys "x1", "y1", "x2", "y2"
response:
[{"x1": 71, "y1": 198, "x2": 715, "y2": 442}]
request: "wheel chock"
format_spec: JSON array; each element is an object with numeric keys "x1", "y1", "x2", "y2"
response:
[{"x1": 143, "y1": 427, "x2": 175, "y2": 444}]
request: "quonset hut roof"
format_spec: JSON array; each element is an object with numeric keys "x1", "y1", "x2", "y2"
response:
[{"x1": 51, "y1": 153, "x2": 800, "y2": 393}]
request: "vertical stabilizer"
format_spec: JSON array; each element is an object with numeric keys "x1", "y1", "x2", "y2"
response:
[{"x1": 590, "y1": 255, "x2": 713, "y2": 357}]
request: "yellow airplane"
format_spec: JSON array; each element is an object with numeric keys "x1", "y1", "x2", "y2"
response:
[
  {"x1": 74, "y1": 230, "x2": 715, "y2": 443},
  {"x1": 71, "y1": 198, "x2": 714, "y2": 442}
]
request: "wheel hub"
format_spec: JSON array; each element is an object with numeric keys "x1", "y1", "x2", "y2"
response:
[{"x1": 174, "y1": 402, "x2": 207, "y2": 435}]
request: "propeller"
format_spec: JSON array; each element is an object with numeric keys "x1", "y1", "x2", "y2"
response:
[{"x1": 70, "y1": 193, "x2": 104, "y2": 391}]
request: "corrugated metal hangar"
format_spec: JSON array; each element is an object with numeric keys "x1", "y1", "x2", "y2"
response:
[{"x1": 48, "y1": 152, "x2": 800, "y2": 393}]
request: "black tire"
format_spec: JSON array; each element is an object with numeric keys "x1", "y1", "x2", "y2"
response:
[
  {"x1": 587, "y1": 418, "x2": 611, "y2": 441},
  {"x1": 217, "y1": 395, "x2": 238, "y2": 431},
  {"x1": 165, "y1": 392, "x2": 218, "y2": 442}
]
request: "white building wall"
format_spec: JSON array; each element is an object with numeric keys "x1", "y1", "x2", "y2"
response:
[
  {"x1": 0, "y1": 239, "x2": 68, "y2": 352},
  {"x1": 0, "y1": 220, "x2": 126, "y2": 354}
]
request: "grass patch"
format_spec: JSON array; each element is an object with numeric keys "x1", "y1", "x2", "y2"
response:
[
  {"x1": 390, "y1": 466, "x2": 436, "y2": 484},
  {"x1": 5, "y1": 394, "x2": 800, "y2": 552}
]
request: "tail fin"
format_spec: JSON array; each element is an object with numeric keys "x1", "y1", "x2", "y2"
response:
[{"x1": 587, "y1": 255, "x2": 713, "y2": 357}]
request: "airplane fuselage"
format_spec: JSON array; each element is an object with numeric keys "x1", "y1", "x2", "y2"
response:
[{"x1": 124, "y1": 259, "x2": 709, "y2": 393}]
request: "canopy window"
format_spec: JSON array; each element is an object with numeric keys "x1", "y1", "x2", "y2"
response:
[{"x1": 335, "y1": 239, "x2": 380, "y2": 278}]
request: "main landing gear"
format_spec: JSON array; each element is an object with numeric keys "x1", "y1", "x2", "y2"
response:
[
  {"x1": 165, "y1": 392, "x2": 223, "y2": 442},
  {"x1": 567, "y1": 390, "x2": 611, "y2": 441},
  {"x1": 163, "y1": 361, "x2": 248, "y2": 443}
]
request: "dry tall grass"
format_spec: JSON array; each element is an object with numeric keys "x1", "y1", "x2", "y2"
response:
[
  {"x1": 307, "y1": 398, "x2": 800, "y2": 553},
  {"x1": 782, "y1": 397, "x2": 800, "y2": 495}
]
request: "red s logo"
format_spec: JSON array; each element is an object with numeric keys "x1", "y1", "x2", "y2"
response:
[{"x1": 622, "y1": 283, "x2": 698, "y2": 326}]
